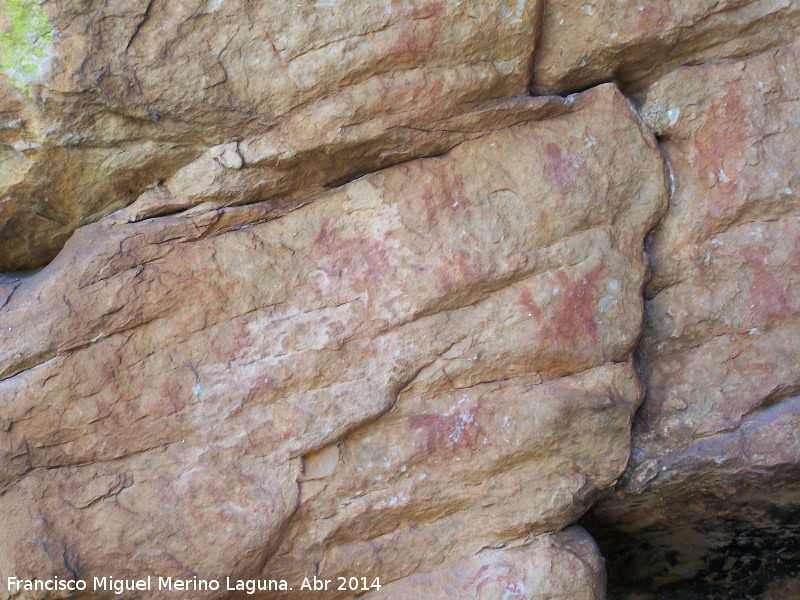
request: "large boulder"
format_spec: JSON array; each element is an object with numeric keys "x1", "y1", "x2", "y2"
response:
[
  {"x1": 0, "y1": 0, "x2": 540, "y2": 271},
  {"x1": 0, "y1": 84, "x2": 666, "y2": 599},
  {"x1": 363, "y1": 527, "x2": 606, "y2": 600},
  {"x1": 585, "y1": 42, "x2": 800, "y2": 599}
]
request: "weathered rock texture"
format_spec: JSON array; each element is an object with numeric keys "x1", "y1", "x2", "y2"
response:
[
  {"x1": 534, "y1": 0, "x2": 800, "y2": 94},
  {"x1": 4, "y1": 0, "x2": 800, "y2": 599},
  {"x1": 585, "y1": 42, "x2": 800, "y2": 599},
  {"x1": 364, "y1": 526, "x2": 606, "y2": 600},
  {"x1": 0, "y1": 0, "x2": 540, "y2": 271},
  {"x1": 0, "y1": 84, "x2": 665, "y2": 599}
]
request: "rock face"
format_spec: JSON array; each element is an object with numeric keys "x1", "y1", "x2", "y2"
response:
[
  {"x1": 0, "y1": 84, "x2": 666, "y2": 598},
  {"x1": 0, "y1": 0, "x2": 540, "y2": 271},
  {"x1": 3, "y1": 1, "x2": 800, "y2": 599},
  {"x1": 533, "y1": 0, "x2": 800, "y2": 94},
  {"x1": 584, "y1": 42, "x2": 800, "y2": 598},
  {"x1": 364, "y1": 527, "x2": 606, "y2": 600}
]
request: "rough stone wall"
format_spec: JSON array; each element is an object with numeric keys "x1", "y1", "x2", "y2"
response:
[
  {"x1": 584, "y1": 36, "x2": 800, "y2": 600},
  {"x1": 0, "y1": 1, "x2": 798, "y2": 599}
]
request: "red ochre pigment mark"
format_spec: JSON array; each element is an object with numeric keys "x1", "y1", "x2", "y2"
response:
[
  {"x1": 315, "y1": 218, "x2": 337, "y2": 246},
  {"x1": 549, "y1": 265, "x2": 606, "y2": 345},
  {"x1": 388, "y1": 19, "x2": 442, "y2": 60},
  {"x1": 156, "y1": 377, "x2": 189, "y2": 418},
  {"x1": 417, "y1": 167, "x2": 470, "y2": 226},
  {"x1": 742, "y1": 245, "x2": 790, "y2": 320},
  {"x1": 441, "y1": 168, "x2": 467, "y2": 208},
  {"x1": 435, "y1": 248, "x2": 487, "y2": 293},
  {"x1": 98, "y1": 350, "x2": 121, "y2": 382},
  {"x1": 393, "y1": 74, "x2": 444, "y2": 109},
  {"x1": 694, "y1": 82, "x2": 752, "y2": 220},
  {"x1": 315, "y1": 222, "x2": 391, "y2": 289},
  {"x1": 633, "y1": 3, "x2": 672, "y2": 34},
  {"x1": 208, "y1": 316, "x2": 254, "y2": 364},
  {"x1": 466, "y1": 564, "x2": 526, "y2": 599},
  {"x1": 178, "y1": 269, "x2": 220, "y2": 326},
  {"x1": 420, "y1": 180, "x2": 439, "y2": 226},
  {"x1": 517, "y1": 288, "x2": 542, "y2": 320},
  {"x1": 545, "y1": 143, "x2": 581, "y2": 193},
  {"x1": 407, "y1": 406, "x2": 487, "y2": 453}
]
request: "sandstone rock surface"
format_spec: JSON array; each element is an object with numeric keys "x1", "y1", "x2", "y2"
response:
[
  {"x1": 363, "y1": 526, "x2": 606, "y2": 600},
  {"x1": 0, "y1": 84, "x2": 666, "y2": 599},
  {"x1": 533, "y1": 0, "x2": 800, "y2": 94},
  {"x1": 585, "y1": 42, "x2": 800, "y2": 598},
  {"x1": 0, "y1": 0, "x2": 540, "y2": 272},
  {"x1": 5, "y1": 0, "x2": 800, "y2": 598}
]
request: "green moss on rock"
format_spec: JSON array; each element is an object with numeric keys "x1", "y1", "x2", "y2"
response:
[{"x1": 0, "y1": 0, "x2": 52, "y2": 93}]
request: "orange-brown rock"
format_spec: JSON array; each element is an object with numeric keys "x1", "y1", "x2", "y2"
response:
[
  {"x1": 0, "y1": 84, "x2": 666, "y2": 599},
  {"x1": 0, "y1": 0, "x2": 541, "y2": 272},
  {"x1": 585, "y1": 42, "x2": 800, "y2": 599},
  {"x1": 533, "y1": 0, "x2": 800, "y2": 94},
  {"x1": 363, "y1": 527, "x2": 606, "y2": 600}
]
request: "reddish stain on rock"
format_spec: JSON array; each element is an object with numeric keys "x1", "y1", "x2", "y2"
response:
[
  {"x1": 694, "y1": 82, "x2": 752, "y2": 220},
  {"x1": 393, "y1": 75, "x2": 444, "y2": 110},
  {"x1": 208, "y1": 316, "x2": 254, "y2": 364},
  {"x1": 435, "y1": 248, "x2": 487, "y2": 293},
  {"x1": 439, "y1": 168, "x2": 468, "y2": 209},
  {"x1": 420, "y1": 181, "x2": 439, "y2": 226},
  {"x1": 633, "y1": 3, "x2": 672, "y2": 35},
  {"x1": 408, "y1": 406, "x2": 487, "y2": 454},
  {"x1": 417, "y1": 166, "x2": 470, "y2": 227},
  {"x1": 545, "y1": 143, "x2": 581, "y2": 193},
  {"x1": 315, "y1": 218, "x2": 337, "y2": 246},
  {"x1": 389, "y1": 19, "x2": 443, "y2": 60},
  {"x1": 517, "y1": 288, "x2": 542, "y2": 320},
  {"x1": 467, "y1": 564, "x2": 527, "y2": 598},
  {"x1": 156, "y1": 377, "x2": 189, "y2": 418},
  {"x1": 548, "y1": 265, "x2": 606, "y2": 345},
  {"x1": 315, "y1": 223, "x2": 391, "y2": 291},
  {"x1": 742, "y1": 245, "x2": 790, "y2": 320}
]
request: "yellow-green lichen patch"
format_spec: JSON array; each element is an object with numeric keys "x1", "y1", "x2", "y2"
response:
[{"x1": 0, "y1": 0, "x2": 52, "y2": 93}]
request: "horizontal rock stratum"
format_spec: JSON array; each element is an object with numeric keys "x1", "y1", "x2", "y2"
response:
[
  {"x1": 533, "y1": 0, "x2": 800, "y2": 94},
  {"x1": 0, "y1": 0, "x2": 540, "y2": 272}
]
